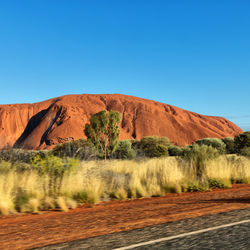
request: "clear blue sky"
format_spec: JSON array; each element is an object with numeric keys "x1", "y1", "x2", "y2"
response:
[{"x1": 0, "y1": 1, "x2": 249, "y2": 130}]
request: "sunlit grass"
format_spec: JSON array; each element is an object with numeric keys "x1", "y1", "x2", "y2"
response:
[{"x1": 0, "y1": 155, "x2": 249, "y2": 215}]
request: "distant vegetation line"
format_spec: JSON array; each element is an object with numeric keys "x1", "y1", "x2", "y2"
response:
[{"x1": 0, "y1": 110, "x2": 249, "y2": 215}]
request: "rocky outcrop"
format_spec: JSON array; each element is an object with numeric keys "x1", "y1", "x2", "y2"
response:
[{"x1": 0, "y1": 94, "x2": 243, "y2": 149}]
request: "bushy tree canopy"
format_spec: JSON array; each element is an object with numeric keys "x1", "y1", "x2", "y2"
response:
[{"x1": 84, "y1": 110, "x2": 121, "y2": 159}]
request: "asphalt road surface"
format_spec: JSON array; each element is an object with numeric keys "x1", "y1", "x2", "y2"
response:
[{"x1": 37, "y1": 208, "x2": 250, "y2": 250}]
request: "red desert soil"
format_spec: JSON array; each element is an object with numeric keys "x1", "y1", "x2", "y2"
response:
[
  {"x1": 0, "y1": 94, "x2": 242, "y2": 149},
  {"x1": 0, "y1": 184, "x2": 249, "y2": 249}
]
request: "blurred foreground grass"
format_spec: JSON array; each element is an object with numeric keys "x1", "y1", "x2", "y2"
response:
[{"x1": 0, "y1": 155, "x2": 249, "y2": 215}]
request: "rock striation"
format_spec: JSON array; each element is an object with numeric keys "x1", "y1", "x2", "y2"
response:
[{"x1": 0, "y1": 94, "x2": 243, "y2": 149}]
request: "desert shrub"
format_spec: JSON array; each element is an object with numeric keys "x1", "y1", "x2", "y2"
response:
[
  {"x1": 0, "y1": 149, "x2": 49, "y2": 164},
  {"x1": 112, "y1": 140, "x2": 136, "y2": 159},
  {"x1": 168, "y1": 145, "x2": 183, "y2": 156},
  {"x1": 222, "y1": 137, "x2": 235, "y2": 154},
  {"x1": 73, "y1": 190, "x2": 100, "y2": 204},
  {"x1": 14, "y1": 188, "x2": 35, "y2": 212},
  {"x1": 73, "y1": 191, "x2": 89, "y2": 203},
  {"x1": 137, "y1": 136, "x2": 170, "y2": 158},
  {"x1": 183, "y1": 144, "x2": 219, "y2": 181},
  {"x1": 72, "y1": 190, "x2": 99, "y2": 204},
  {"x1": 31, "y1": 155, "x2": 79, "y2": 197},
  {"x1": 234, "y1": 131, "x2": 250, "y2": 153},
  {"x1": 0, "y1": 153, "x2": 249, "y2": 215},
  {"x1": 0, "y1": 160, "x2": 34, "y2": 175},
  {"x1": 13, "y1": 162, "x2": 33, "y2": 173},
  {"x1": 164, "y1": 184, "x2": 182, "y2": 194},
  {"x1": 109, "y1": 188, "x2": 128, "y2": 200},
  {"x1": 52, "y1": 139, "x2": 96, "y2": 160},
  {"x1": 130, "y1": 139, "x2": 141, "y2": 155},
  {"x1": 208, "y1": 178, "x2": 229, "y2": 189},
  {"x1": 239, "y1": 147, "x2": 250, "y2": 158},
  {"x1": 196, "y1": 138, "x2": 226, "y2": 154},
  {"x1": 184, "y1": 183, "x2": 208, "y2": 192}
]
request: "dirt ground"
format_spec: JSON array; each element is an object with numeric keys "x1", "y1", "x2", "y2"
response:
[{"x1": 0, "y1": 184, "x2": 250, "y2": 250}]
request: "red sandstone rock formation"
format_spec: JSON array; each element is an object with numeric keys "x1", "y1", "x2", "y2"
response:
[{"x1": 0, "y1": 94, "x2": 243, "y2": 149}]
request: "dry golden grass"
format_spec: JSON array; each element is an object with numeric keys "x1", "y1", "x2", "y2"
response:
[
  {"x1": 0, "y1": 155, "x2": 249, "y2": 215},
  {"x1": 206, "y1": 155, "x2": 250, "y2": 184}
]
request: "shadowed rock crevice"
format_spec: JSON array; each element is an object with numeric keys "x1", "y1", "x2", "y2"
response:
[
  {"x1": 14, "y1": 106, "x2": 52, "y2": 148},
  {"x1": 40, "y1": 106, "x2": 63, "y2": 146}
]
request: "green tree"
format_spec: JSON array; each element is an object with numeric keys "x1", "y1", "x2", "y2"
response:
[{"x1": 84, "y1": 110, "x2": 121, "y2": 160}]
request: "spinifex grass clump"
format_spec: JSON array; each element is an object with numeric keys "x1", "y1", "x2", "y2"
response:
[
  {"x1": 0, "y1": 153, "x2": 249, "y2": 215},
  {"x1": 183, "y1": 144, "x2": 219, "y2": 182},
  {"x1": 206, "y1": 155, "x2": 250, "y2": 184},
  {"x1": 0, "y1": 155, "x2": 79, "y2": 215},
  {"x1": 31, "y1": 155, "x2": 79, "y2": 197}
]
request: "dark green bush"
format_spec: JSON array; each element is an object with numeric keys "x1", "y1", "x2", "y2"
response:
[
  {"x1": 239, "y1": 147, "x2": 250, "y2": 158},
  {"x1": 168, "y1": 145, "x2": 183, "y2": 156},
  {"x1": 137, "y1": 136, "x2": 170, "y2": 158},
  {"x1": 131, "y1": 139, "x2": 141, "y2": 155},
  {"x1": 196, "y1": 138, "x2": 226, "y2": 154},
  {"x1": 52, "y1": 139, "x2": 96, "y2": 160},
  {"x1": 112, "y1": 140, "x2": 135, "y2": 159},
  {"x1": 73, "y1": 191, "x2": 89, "y2": 203},
  {"x1": 234, "y1": 131, "x2": 250, "y2": 153},
  {"x1": 208, "y1": 178, "x2": 226, "y2": 189},
  {"x1": 0, "y1": 149, "x2": 48, "y2": 163},
  {"x1": 184, "y1": 183, "x2": 208, "y2": 192},
  {"x1": 222, "y1": 137, "x2": 235, "y2": 154}
]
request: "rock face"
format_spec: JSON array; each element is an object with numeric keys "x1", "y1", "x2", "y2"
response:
[{"x1": 0, "y1": 94, "x2": 243, "y2": 149}]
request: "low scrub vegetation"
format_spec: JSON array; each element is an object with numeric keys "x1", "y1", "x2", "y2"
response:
[
  {"x1": 0, "y1": 127, "x2": 249, "y2": 215},
  {"x1": 0, "y1": 154, "x2": 249, "y2": 215}
]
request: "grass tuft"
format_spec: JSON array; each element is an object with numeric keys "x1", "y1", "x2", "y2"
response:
[{"x1": 0, "y1": 154, "x2": 249, "y2": 215}]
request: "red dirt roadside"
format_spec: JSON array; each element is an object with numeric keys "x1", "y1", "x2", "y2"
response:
[{"x1": 0, "y1": 184, "x2": 250, "y2": 250}]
